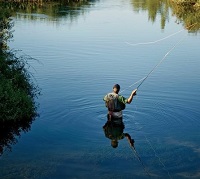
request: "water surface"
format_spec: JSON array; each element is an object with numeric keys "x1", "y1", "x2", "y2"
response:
[{"x1": 0, "y1": 0, "x2": 200, "y2": 178}]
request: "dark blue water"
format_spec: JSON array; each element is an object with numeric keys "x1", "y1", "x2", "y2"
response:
[{"x1": 1, "y1": 0, "x2": 200, "y2": 178}]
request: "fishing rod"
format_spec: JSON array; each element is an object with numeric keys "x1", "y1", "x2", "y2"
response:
[
  {"x1": 122, "y1": 23, "x2": 197, "y2": 92},
  {"x1": 123, "y1": 23, "x2": 197, "y2": 178},
  {"x1": 127, "y1": 36, "x2": 186, "y2": 178},
  {"x1": 136, "y1": 35, "x2": 185, "y2": 90},
  {"x1": 136, "y1": 26, "x2": 194, "y2": 90}
]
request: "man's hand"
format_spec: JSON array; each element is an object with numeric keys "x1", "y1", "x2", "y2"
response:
[
  {"x1": 127, "y1": 89, "x2": 137, "y2": 104},
  {"x1": 132, "y1": 89, "x2": 137, "y2": 96}
]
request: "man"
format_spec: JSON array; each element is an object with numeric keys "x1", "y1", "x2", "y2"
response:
[{"x1": 103, "y1": 84, "x2": 137, "y2": 121}]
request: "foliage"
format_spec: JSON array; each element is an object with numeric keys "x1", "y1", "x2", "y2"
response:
[
  {"x1": 0, "y1": 6, "x2": 39, "y2": 122},
  {"x1": 0, "y1": 4, "x2": 39, "y2": 155},
  {"x1": 0, "y1": 51, "x2": 39, "y2": 123},
  {"x1": 0, "y1": 7, "x2": 14, "y2": 50}
]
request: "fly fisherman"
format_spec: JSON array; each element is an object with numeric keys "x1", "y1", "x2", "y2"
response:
[{"x1": 103, "y1": 84, "x2": 137, "y2": 121}]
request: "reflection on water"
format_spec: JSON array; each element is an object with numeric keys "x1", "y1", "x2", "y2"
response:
[
  {"x1": 0, "y1": 0, "x2": 97, "y2": 22},
  {"x1": 103, "y1": 119, "x2": 134, "y2": 148},
  {"x1": 170, "y1": 1, "x2": 200, "y2": 32},
  {"x1": 131, "y1": 0, "x2": 171, "y2": 29},
  {"x1": 1, "y1": 0, "x2": 199, "y2": 31},
  {"x1": 0, "y1": 0, "x2": 200, "y2": 178},
  {"x1": 131, "y1": 0, "x2": 200, "y2": 32},
  {"x1": 102, "y1": 118, "x2": 154, "y2": 177},
  {"x1": 0, "y1": 118, "x2": 34, "y2": 156}
]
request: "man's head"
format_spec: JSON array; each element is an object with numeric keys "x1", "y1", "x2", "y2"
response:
[
  {"x1": 113, "y1": 84, "x2": 120, "y2": 94},
  {"x1": 111, "y1": 140, "x2": 118, "y2": 148}
]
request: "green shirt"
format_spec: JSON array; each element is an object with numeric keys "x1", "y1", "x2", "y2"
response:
[
  {"x1": 117, "y1": 95, "x2": 128, "y2": 104},
  {"x1": 103, "y1": 93, "x2": 128, "y2": 104}
]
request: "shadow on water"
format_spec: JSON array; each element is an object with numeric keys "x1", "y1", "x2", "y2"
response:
[{"x1": 0, "y1": 6, "x2": 39, "y2": 156}]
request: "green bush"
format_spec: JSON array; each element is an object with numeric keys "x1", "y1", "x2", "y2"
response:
[
  {"x1": 0, "y1": 51, "x2": 39, "y2": 122},
  {"x1": 0, "y1": 7, "x2": 39, "y2": 122},
  {"x1": 0, "y1": 1, "x2": 39, "y2": 156}
]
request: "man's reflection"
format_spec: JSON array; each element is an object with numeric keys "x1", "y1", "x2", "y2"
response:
[{"x1": 103, "y1": 118, "x2": 134, "y2": 148}]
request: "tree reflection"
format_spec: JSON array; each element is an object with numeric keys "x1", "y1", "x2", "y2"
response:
[
  {"x1": 0, "y1": 118, "x2": 35, "y2": 156},
  {"x1": 131, "y1": 0, "x2": 170, "y2": 29},
  {"x1": 0, "y1": 0, "x2": 98, "y2": 22},
  {"x1": 131, "y1": 0, "x2": 200, "y2": 32},
  {"x1": 170, "y1": 1, "x2": 200, "y2": 32}
]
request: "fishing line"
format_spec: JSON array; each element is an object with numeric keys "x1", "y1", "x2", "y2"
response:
[
  {"x1": 121, "y1": 23, "x2": 197, "y2": 177},
  {"x1": 144, "y1": 135, "x2": 172, "y2": 178},
  {"x1": 130, "y1": 111, "x2": 172, "y2": 179},
  {"x1": 120, "y1": 76, "x2": 146, "y2": 94},
  {"x1": 129, "y1": 145, "x2": 151, "y2": 177},
  {"x1": 125, "y1": 23, "x2": 196, "y2": 46},
  {"x1": 120, "y1": 23, "x2": 197, "y2": 93},
  {"x1": 136, "y1": 23, "x2": 196, "y2": 90},
  {"x1": 120, "y1": 36, "x2": 184, "y2": 93},
  {"x1": 118, "y1": 23, "x2": 197, "y2": 177},
  {"x1": 124, "y1": 38, "x2": 187, "y2": 177},
  {"x1": 123, "y1": 37, "x2": 187, "y2": 178},
  {"x1": 136, "y1": 35, "x2": 185, "y2": 90},
  {"x1": 125, "y1": 28, "x2": 185, "y2": 46}
]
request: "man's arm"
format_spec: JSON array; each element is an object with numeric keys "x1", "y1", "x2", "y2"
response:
[
  {"x1": 124, "y1": 133, "x2": 134, "y2": 147},
  {"x1": 126, "y1": 89, "x2": 137, "y2": 104}
]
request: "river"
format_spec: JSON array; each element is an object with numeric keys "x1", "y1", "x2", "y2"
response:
[{"x1": 0, "y1": 0, "x2": 200, "y2": 178}]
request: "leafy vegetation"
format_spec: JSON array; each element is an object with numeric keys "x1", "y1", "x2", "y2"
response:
[
  {"x1": 0, "y1": 51, "x2": 39, "y2": 122},
  {"x1": 0, "y1": 6, "x2": 39, "y2": 122},
  {"x1": 0, "y1": 6, "x2": 39, "y2": 155}
]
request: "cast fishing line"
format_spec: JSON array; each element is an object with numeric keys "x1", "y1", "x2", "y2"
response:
[{"x1": 120, "y1": 23, "x2": 196, "y2": 178}]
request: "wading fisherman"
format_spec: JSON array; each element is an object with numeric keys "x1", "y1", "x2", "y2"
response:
[{"x1": 103, "y1": 84, "x2": 137, "y2": 121}]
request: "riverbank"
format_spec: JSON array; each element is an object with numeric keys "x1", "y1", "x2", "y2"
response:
[{"x1": 0, "y1": 9, "x2": 39, "y2": 123}]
